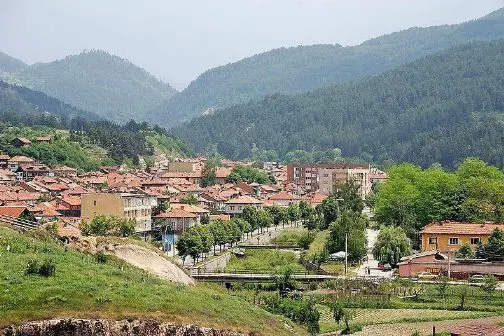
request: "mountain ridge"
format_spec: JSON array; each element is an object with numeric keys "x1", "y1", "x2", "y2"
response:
[
  {"x1": 150, "y1": 7, "x2": 504, "y2": 128},
  {"x1": 172, "y1": 39, "x2": 504, "y2": 169}
]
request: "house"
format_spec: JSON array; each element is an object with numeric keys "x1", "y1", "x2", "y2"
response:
[
  {"x1": 8, "y1": 156, "x2": 34, "y2": 172},
  {"x1": 420, "y1": 221, "x2": 504, "y2": 253},
  {"x1": 153, "y1": 208, "x2": 197, "y2": 235},
  {"x1": 398, "y1": 250, "x2": 504, "y2": 279},
  {"x1": 171, "y1": 203, "x2": 210, "y2": 223},
  {"x1": 215, "y1": 168, "x2": 232, "y2": 184},
  {"x1": 11, "y1": 137, "x2": 31, "y2": 148},
  {"x1": 16, "y1": 164, "x2": 52, "y2": 180},
  {"x1": 53, "y1": 166, "x2": 78, "y2": 178},
  {"x1": 54, "y1": 195, "x2": 81, "y2": 217},
  {"x1": 81, "y1": 192, "x2": 156, "y2": 236},
  {"x1": 0, "y1": 169, "x2": 16, "y2": 183},
  {"x1": 0, "y1": 154, "x2": 10, "y2": 169},
  {"x1": 267, "y1": 191, "x2": 304, "y2": 207},
  {"x1": 225, "y1": 195, "x2": 263, "y2": 216},
  {"x1": 35, "y1": 136, "x2": 51, "y2": 143},
  {"x1": 0, "y1": 206, "x2": 31, "y2": 219}
]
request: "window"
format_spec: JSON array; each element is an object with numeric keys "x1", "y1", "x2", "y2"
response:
[
  {"x1": 448, "y1": 237, "x2": 459, "y2": 245},
  {"x1": 238, "y1": 206, "x2": 243, "y2": 210},
  {"x1": 428, "y1": 237, "x2": 437, "y2": 245},
  {"x1": 470, "y1": 237, "x2": 481, "y2": 245},
  {"x1": 323, "y1": 174, "x2": 329, "y2": 177},
  {"x1": 230, "y1": 206, "x2": 235, "y2": 211},
  {"x1": 93, "y1": 200, "x2": 97, "y2": 206}
]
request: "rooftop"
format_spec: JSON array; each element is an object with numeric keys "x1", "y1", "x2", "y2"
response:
[{"x1": 420, "y1": 221, "x2": 504, "y2": 235}]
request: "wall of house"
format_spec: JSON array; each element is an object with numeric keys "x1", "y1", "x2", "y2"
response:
[
  {"x1": 421, "y1": 233, "x2": 488, "y2": 252},
  {"x1": 81, "y1": 193, "x2": 123, "y2": 221},
  {"x1": 399, "y1": 259, "x2": 504, "y2": 278},
  {"x1": 167, "y1": 162, "x2": 195, "y2": 172}
]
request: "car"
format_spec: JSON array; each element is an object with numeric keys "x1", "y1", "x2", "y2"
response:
[
  {"x1": 416, "y1": 272, "x2": 438, "y2": 280},
  {"x1": 468, "y1": 274, "x2": 486, "y2": 283},
  {"x1": 382, "y1": 263, "x2": 392, "y2": 271}
]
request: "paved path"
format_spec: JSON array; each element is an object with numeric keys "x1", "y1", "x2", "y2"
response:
[
  {"x1": 192, "y1": 272, "x2": 338, "y2": 283},
  {"x1": 356, "y1": 229, "x2": 393, "y2": 279}
]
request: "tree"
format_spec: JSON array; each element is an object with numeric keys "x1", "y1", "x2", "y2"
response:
[
  {"x1": 81, "y1": 215, "x2": 137, "y2": 237},
  {"x1": 481, "y1": 275, "x2": 498, "y2": 303},
  {"x1": 475, "y1": 242, "x2": 487, "y2": 259},
  {"x1": 200, "y1": 156, "x2": 220, "y2": 187},
  {"x1": 435, "y1": 276, "x2": 449, "y2": 305},
  {"x1": 177, "y1": 227, "x2": 204, "y2": 264},
  {"x1": 287, "y1": 205, "x2": 300, "y2": 226},
  {"x1": 226, "y1": 165, "x2": 270, "y2": 184},
  {"x1": 333, "y1": 178, "x2": 364, "y2": 214},
  {"x1": 458, "y1": 286, "x2": 469, "y2": 310},
  {"x1": 486, "y1": 228, "x2": 504, "y2": 260},
  {"x1": 456, "y1": 243, "x2": 475, "y2": 259},
  {"x1": 257, "y1": 209, "x2": 273, "y2": 233},
  {"x1": 326, "y1": 210, "x2": 367, "y2": 262},
  {"x1": 197, "y1": 225, "x2": 214, "y2": 259},
  {"x1": 372, "y1": 227, "x2": 411, "y2": 267},
  {"x1": 180, "y1": 193, "x2": 198, "y2": 205},
  {"x1": 209, "y1": 220, "x2": 227, "y2": 252},
  {"x1": 232, "y1": 218, "x2": 251, "y2": 240},
  {"x1": 242, "y1": 205, "x2": 259, "y2": 232},
  {"x1": 330, "y1": 301, "x2": 355, "y2": 333},
  {"x1": 266, "y1": 205, "x2": 282, "y2": 230},
  {"x1": 299, "y1": 200, "x2": 313, "y2": 224},
  {"x1": 320, "y1": 197, "x2": 341, "y2": 229}
]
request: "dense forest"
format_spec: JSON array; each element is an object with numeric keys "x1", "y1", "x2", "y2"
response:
[
  {"x1": 152, "y1": 7, "x2": 504, "y2": 128},
  {"x1": 0, "y1": 50, "x2": 177, "y2": 123},
  {"x1": 0, "y1": 81, "x2": 192, "y2": 170},
  {"x1": 174, "y1": 39, "x2": 504, "y2": 169}
]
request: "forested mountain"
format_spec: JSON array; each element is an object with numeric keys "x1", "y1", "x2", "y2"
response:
[
  {"x1": 0, "y1": 80, "x2": 101, "y2": 123},
  {"x1": 0, "y1": 50, "x2": 177, "y2": 123},
  {"x1": 173, "y1": 39, "x2": 504, "y2": 169},
  {"x1": 0, "y1": 51, "x2": 27, "y2": 73},
  {"x1": 151, "y1": 7, "x2": 504, "y2": 128},
  {"x1": 0, "y1": 81, "x2": 192, "y2": 170}
]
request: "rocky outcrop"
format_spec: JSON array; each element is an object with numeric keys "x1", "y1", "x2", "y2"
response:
[{"x1": 2, "y1": 319, "x2": 247, "y2": 336}]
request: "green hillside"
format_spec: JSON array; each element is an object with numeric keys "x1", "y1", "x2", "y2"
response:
[
  {"x1": 0, "y1": 81, "x2": 192, "y2": 170},
  {"x1": 151, "y1": 7, "x2": 504, "y2": 128},
  {"x1": 0, "y1": 226, "x2": 299, "y2": 335},
  {"x1": 173, "y1": 39, "x2": 504, "y2": 169},
  {"x1": 0, "y1": 50, "x2": 177, "y2": 123}
]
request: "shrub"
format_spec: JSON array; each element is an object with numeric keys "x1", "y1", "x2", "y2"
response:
[
  {"x1": 38, "y1": 259, "x2": 56, "y2": 277},
  {"x1": 95, "y1": 251, "x2": 109, "y2": 264},
  {"x1": 25, "y1": 259, "x2": 40, "y2": 275}
]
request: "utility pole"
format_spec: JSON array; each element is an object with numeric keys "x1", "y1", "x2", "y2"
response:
[{"x1": 345, "y1": 232, "x2": 348, "y2": 276}]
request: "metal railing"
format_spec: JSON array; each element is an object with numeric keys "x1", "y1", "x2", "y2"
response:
[{"x1": 0, "y1": 215, "x2": 39, "y2": 230}]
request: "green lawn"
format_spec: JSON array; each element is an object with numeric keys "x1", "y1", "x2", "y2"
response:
[
  {"x1": 224, "y1": 249, "x2": 306, "y2": 273},
  {"x1": 306, "y1": 230, "x2": 329, "y2": 260},
  {"x1": 0, "y1": 226, "x2": 303, "y2": 335},
  {"x1": 270, "y1": 229, "x2": 308, "y2": 246}
]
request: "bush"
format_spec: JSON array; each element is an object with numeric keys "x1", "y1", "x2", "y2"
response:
[
  {"x1": 25, "y1": 259, "x2": 56, "y2": 277},
  {"x1": 25, "y1": 259, "x2": 40, "y2": 275},
  {"x1": 38, "y1": 259, "x2": 56, "y2": 277},
  {"x1": 95, "y1": 251, "x2": 109, "y2": 264}
]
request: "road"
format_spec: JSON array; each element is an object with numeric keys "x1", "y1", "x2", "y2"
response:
[{"x1": 356, "y1": 229, "x2": 394, "y2": 279}]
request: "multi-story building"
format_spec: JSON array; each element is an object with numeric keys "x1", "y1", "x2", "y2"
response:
[
  {"x1": 81, "y1": 192, "x2": 156, "y2": 236},
  {"x1": 287, "y1": 163, "x2": 372, "y2": 198},
  {"x1": 224, "y1": 195, "x2": 263, "y2": 216}
]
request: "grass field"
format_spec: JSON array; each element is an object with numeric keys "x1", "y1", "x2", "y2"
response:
[
  {"x1": 0, "y1": 226, "x2": 303, "y2": 335},
  {"x1": 270, "y1": 228, "x2": 308, "y2": 246},
  {"x1": 317, "y1": 305, "x2": 497, "y2": 333},
  {"x1": 306, "y1": 230, "x2": 329, "y2": 260},
  {"x1": 224, "y1": 249, "x2": 306, "y2": 273}
]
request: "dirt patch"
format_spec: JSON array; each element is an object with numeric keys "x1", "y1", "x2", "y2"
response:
[{"x1": 68, "y1": 237, "x2": 194, "y2": 285}]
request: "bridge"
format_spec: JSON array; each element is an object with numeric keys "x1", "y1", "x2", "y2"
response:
[{"x1": 191, "y1": 269, "x2": 340, "y2": 283}]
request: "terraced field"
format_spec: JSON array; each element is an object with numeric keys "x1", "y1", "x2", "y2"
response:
[{"x1": 317, "y1": 306, "x2": 497, "y2": 334}]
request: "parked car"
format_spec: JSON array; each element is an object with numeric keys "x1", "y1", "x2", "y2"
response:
[
  {"x1": 383, "y1": 263, "x2": 392, "y2": 271},
  {"x1": 416, "y1": 272, "x2": 437, "y2": 280},
  {"x1": 468, "y1": 274, "x2": 486, "y2": 283}
]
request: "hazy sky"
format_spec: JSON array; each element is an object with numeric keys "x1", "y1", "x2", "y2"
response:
[{"x1": 1, "y1": 0, "x2": 504, "y2": 90}]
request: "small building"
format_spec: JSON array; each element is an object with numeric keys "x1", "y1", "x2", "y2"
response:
[
  {"x1": 11, "y1": 137, "x2": 31, "y2": 148},
  {"x1": 16, "y1": 164, "x2": 52, "y2": 180},
  {"x1": 225, "y1": 195, "x2": 263, "y2": 216},
  {"x1": 420, "y1": 221, "x2": 504, "y2": 253},
  {"x1": 81, "y1": 192, "x2": 156, "y2": 236},
  {"x1": 0, "y1": 206, "x2": 31, "y2": 219},
  {"x1": 35, "y1": 136, "x2": 51, "y2": 143},
  {"x1": 53, "y1": 166, "x2": 78, "y2": 178},
  {"x1": 0, "y1": 154, "x2": 10, "y2": 169},
  {"x1": 153, "y1": 208, "x2": 197, "y2": 235},
  {"x1": 267, "y1": 191, "x2": 304, "y2": 207},
  {"x1": 8, "y1": 156, "x2": 34, "y2": 172}
]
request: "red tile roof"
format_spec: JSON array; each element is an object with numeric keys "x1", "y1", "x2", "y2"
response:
[
  {"x1": 9, "y1": 156, "x2": 34, "y2": 163},
  {"x1": 225, "y1": 195, "x2": 263, "y2": 204},
  {"x1": 420, "y1": 221, "x2": 504, "y2": 235},
  {"x1": 0, "y1": 154, "x2": 10, "y2": 160},
  {"x1": 155, "y1": 208, "x2": 197, "y2": 218},
  {"x1": 0, "y1": 206, "x2": 27, "y2": 218},
  {"x1": 268, "y1": 191, "x2": 303, "y2": 201}
]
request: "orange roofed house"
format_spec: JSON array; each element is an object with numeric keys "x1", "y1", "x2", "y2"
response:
[
  {"x1": 225, "y1": 195, "x2": 263, "y2": 216},
  {"x1": 420, "y1": 221, "x2": 504, "y2": 253}
]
